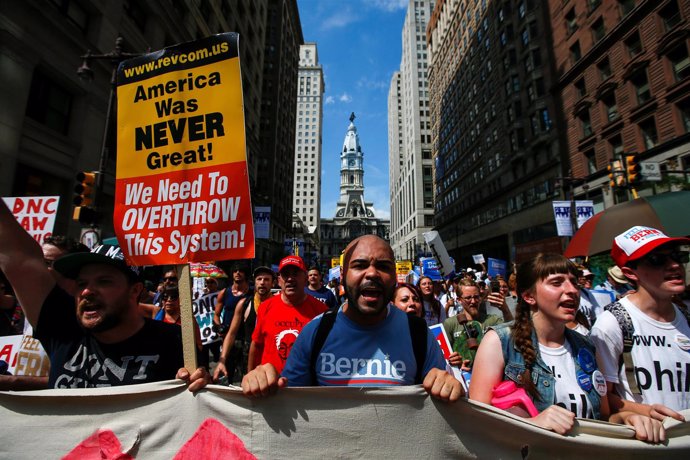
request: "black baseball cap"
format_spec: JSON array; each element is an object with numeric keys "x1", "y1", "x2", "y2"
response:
[
  {"x1": 53, "y1": 244, "x2": 142, "y2": 281},
  {"x1": 253, "y1": 266, "x2": 274, "y2": 278}
]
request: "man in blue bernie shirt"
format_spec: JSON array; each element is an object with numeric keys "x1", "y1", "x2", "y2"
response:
[{"x1": 240, "y1": 234, "x2": 463, "y2": 402}]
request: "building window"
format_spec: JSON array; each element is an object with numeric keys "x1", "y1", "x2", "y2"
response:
[
  {"x1": 618, "y1": 0, "x2": 636, "y2": 17},
  {"x1": 574, "y1": 78, "x2": 586, "y2": 98},
  {"x1": 584, "y1": 149, "x2": 597, "y2": 175},
  {"x1": 668, "y1": 44, "x2": 690, "y2": 82},
  {"x1": 25, "y1": 69, "x2": 73, "y2": 135},
  {"x1": 579, "y1": 110, "x2": 593, "y2": 138},
  {"x1": 625, "y1": 32, "x2": 642, "y2": 57},
  {"x1": 591, "y1": 17, "x2": 606, "y2": 43},
  {"x1": 630, "y1": 68, "x2": 651, "y2": 105},
  {"x1": 659, "y1": 0, "x2": 681, "y2": 32},
  {"x1": 601, "y1": 92, "x2": 618, "y2": 122},
  {"x1": 565, "y1": 8, "x2": 577, "y2": 35},
  {"x1": 588, "y1": 0, "x2": 602, "y2": 12},
  {"x1": 639, "y1": 118, "x2": 658, "y2": 149},
  {"x1": 570, "y1": 41, "x2": 581, "y2": 63},
  {"x1": 679, "y1": 99, "x2": 690, "y2": 133},
  {"x1": 608, "y1": 135, "x2": 623, "y2": 157},
  {"x1": 598, "y1": 58, "x2": 612, "y2": 80}
]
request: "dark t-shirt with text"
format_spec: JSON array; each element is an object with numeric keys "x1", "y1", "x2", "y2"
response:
[{"x1": 35, "y1": 287, "x2": 183, "y2": 388}]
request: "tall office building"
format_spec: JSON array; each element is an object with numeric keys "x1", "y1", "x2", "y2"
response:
[
  {"x1": 292, "y1": 43, "x2": 324, "y2": 253},
  {"x1": 549, "y1": 0, "x2": 690, "y2": 208},
  {"x1": 388, "y1": 0, "x2": 435, "y2": 262},
  {"x1": 427, "y1": 0, "x2": 565, "y2": 265},
  {"x1": 255, "y1": 0, "x2": 303, "y2": 264}
]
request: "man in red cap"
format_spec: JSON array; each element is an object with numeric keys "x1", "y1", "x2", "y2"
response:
[
  {"x1": 247, "y1": 255, "x2": 327, "y2": 373},
  {"x1": 591, "y1": 225, "x2": 690, "y2": 420}
]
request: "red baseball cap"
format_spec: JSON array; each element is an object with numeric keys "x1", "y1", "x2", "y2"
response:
[
  {"x1": 611, "y1": 226, "x2": 690, "y2": 267},
  {"x1": 278, "y1": 255, "x2": 306, "y2": 272}
]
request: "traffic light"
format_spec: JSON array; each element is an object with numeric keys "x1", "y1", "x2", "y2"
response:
[
  {"x1": 73, "y1": 171, "x2": 98, "y2": 207},
  {"x1": 607, "y1": 160, "x2": 626, "y2": 189},
  {"x1": 72, "y1": 205, "x2": 101, "y2": 225},
  {"x1": 625, "y1": 153, "x2": 641, "y2": 185}
]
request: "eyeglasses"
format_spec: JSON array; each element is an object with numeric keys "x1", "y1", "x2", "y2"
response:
[
  {"x1": 163, "y1": 276, "x2": 178, "y2": 282},
  {"x1": 642, "y1": 250, "x2": 689, "y2": 267},
  {"x1": 162, "y1": 293, "x2": 179, "y2": 301},
  {"x1": 461, "y1": 295, "x2": 482, "y2": 301}
]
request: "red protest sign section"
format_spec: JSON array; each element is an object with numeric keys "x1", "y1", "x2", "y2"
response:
[
  {"x1": 115, "y1": 33, "x2": 254, "y2": 265},
  {"x1": 114, "y1": 163, "x2": 252, "y2": 264}
]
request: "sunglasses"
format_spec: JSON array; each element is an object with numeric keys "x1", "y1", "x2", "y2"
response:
[
  {"x1": 642, "y1": 250, "x2": 689, "y2": 267},
  {"x1": 163, "y1": 293, "x2": 179, "y2": 301},
  {"x1": 163, "y1": 276, "x2": 178, "y2": 282}
]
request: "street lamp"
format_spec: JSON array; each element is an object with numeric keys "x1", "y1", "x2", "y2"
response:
[{"x1": 76, "y1": 36, "x2": 145, "y2": 207}]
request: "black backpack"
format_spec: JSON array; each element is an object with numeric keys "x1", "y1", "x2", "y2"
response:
[{"x1": 309, "y1": 307, "x2": 429, "y2": 385}]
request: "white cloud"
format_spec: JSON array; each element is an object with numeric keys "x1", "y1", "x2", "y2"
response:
[
  {"x1": 356, "y1": 77, "x2": 388, "y2": 91},
  {"x1": 370, "y1": 0, "x2": 408, "y2": 12},
  {"x1": 339, "y1": 93, "x2": 353, "y2": 103},
  {"x1": 320, "y1": 10, "x2": 358, "y2": 31},
  {"x1": 325, "y1": 96, "x2": 335, "y2": 104}
]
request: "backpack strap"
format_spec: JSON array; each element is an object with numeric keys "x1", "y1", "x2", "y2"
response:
[
  {"x1": 308, "y1": 307, "x2": 429, "y2": 385},
  {"x1": 407, "y1": 314, "x2": 428, "y2": 385},
  {"x1": 604, "y1": 301, "x2": 640, "y2": 395},
  {"x1": 309, "y1": 307, "x2": 339, "y2": 385}
]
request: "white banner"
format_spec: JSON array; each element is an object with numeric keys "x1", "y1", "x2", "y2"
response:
[
  {"x1": 254, "y1": 206, "x2": 271, "y2": 239},
  {"x1": 0, "y1": 382, "x2": 688, "y2": 458},
  {"x1": 2, "y1": 196, "x2": 60, "y2": 244}
]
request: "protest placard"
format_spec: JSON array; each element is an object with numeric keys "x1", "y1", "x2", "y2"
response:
[
  {"x1": 192, "y1": 291, "x2": 220, "y2": 346},
  {"x1": 395, "y1": 260, "x2": 412, "y2": 283},
  {"x1": 472, "y1": 254, "x2": 485, "y2": 264},
  {"x1": 2, "y1": 196, "x2": 59, "y2": 244},
  {"x1": 115, "y1": 33, "x2": 254, "y2": 265}
]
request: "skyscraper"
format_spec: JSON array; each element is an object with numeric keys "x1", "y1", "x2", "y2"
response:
[
  {"x1": 293, "y1": 43, "x2": 324, "y2": 240},
  {"x1": 388, "y1": 0, "x2": 435, "y2": 262}
]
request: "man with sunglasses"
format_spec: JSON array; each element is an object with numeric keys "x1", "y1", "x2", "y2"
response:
[
  {"x1": 592, "y1": 226, "x2": 690, "y2": 421},
  {"x1": 443, "y1": 279, "x2": 511, "y2": 371}
]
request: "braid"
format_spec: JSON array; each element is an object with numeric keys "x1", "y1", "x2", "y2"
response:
[{"x1": 511, "y1": 294, "x2": 540, "y2": 401}]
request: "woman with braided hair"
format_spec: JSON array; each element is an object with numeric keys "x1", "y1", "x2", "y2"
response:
[{"x1": 469, "y1": 253, "x2": 665, "y2": 442}]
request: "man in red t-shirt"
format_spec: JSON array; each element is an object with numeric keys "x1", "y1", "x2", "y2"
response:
[{"x1": 248, "y1": 255, "x2": 328, "y2": 373}]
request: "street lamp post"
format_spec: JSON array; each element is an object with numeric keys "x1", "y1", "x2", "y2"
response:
[
  {"x1": 76, "y1": 36, "x2": 145, "y2": 206},
  {"x1": 555, "y1": 172, "x2": 585, "y2": 239}
]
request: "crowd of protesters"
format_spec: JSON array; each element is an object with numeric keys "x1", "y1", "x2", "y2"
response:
[{"x1": 1, "y1": 197, "x2": 689, "y2": 442}]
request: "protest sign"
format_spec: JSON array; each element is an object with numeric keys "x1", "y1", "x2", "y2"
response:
[
  {"x1": 420, "y1": 257, "x2": 442, "y2": 281},
  {"x1": 115, "y1": 33, "x2": 254, "y2": 265},
  {"x1": 423, "y1": 231, "x2": 455, "y2": 278},
  {"x1": 429, "y1": 323, "x2": 464, "y2": 383},
  {"x1": 396, "y1": 260, "x2": 412, "y2": 283},
  {"x1": 0, "y1": 335, "x2": 22, "y2": 374},
  {"x1": 193, "y1": 291, "x2": 220, "y2": 346},
  {"x1": 2, "y1": 196, "x2": 59, "y2": 244},
  {"x1": 328, "y1": 266, "x2": 340, "y2": 282},
  {"x1": 472, "y1": 254, "x2": 485, "y2": 264},
  {"x1": 487, "y1": 258, "x2": 508, "y2": 278}
]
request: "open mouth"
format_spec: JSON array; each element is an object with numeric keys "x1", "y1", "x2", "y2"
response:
[{"x1": 360, "y1": 285, "x2": 383, "y2": 303}]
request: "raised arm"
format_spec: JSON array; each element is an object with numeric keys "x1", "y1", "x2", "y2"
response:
[{"x1": 0, "y1": 201, "x2": 55, "y2": 327}]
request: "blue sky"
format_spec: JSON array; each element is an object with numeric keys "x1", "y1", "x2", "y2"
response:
[{"x1": 296, "y1": 0, "x2": 409, "y2": 220}]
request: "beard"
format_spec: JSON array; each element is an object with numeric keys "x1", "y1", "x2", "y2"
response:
[
  {"x1": 345, "y1": 280, "x2": 395, "y2": 316},
  {"x1": 77, "y1": 294, "x2": 129, "y2": 333}
]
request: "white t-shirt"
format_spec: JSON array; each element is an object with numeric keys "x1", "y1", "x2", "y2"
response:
[
  {"x1": 591, "y1": 297, "x2": 690, "y2": 411},
  {"x1": 539, "y1": 341, "x2": 595, "y2": 419},
  {"x1": 440, "y1": 291, "x2": 462, "y2": 318}
]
